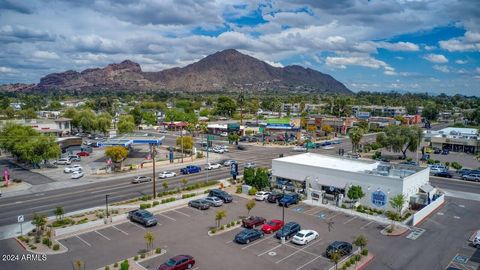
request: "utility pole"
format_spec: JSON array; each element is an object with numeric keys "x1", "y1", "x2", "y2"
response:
[
  {"x1": 105, "y1": 194, "x2": 109, "y2": 218},
  {"x1": 281, "y1": 186, "x2": 286, "y2": 244},
  {"x1": 151, "y1": 144, "x2": 156, "y2": 199},
  {"x1": 181, "y1": 127, "x2": 184, "y2": 163}
]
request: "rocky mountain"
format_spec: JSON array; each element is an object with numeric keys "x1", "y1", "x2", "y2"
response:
[{"x1": 1, "y1": 49, "x2": 351, "y2": 94}]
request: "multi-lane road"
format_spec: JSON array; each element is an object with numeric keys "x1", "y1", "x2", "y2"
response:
[{"x1": 0, "y1": 132, "x2": 478, "y2": 229}]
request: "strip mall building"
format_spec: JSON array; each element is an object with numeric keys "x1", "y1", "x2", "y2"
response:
[{"x1": 271, "y1": 153, "x2": 439, "y2": 213}]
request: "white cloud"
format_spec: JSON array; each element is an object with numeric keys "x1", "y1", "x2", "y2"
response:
[
  {"x1": 376, "y1": 41, "x2": 419, "y2": 51},
  {"x1": 0, "y1": 67, "x2": 17, "y2": 73},
  {"x1": 325, "y1": 55, "x2": 391, "y2": 71},
  {"x1": 424, "y1": 45, "x2": 436, "y2": 51},
  {"x1": 455, "y1": 59, "x2": 467, "y2": 64},
  {"x1": 433, "y1": 65, "x2": 450, "y2": 73},
  {"x1": 423, "y1": 54, "x2": 448, "y2": 63},
  {"x1": 439, "y1": 31, "x2": 480, "y2": 52},
  {"x1": 32, "y1": 50, "x2": 59, "y2": 60}
]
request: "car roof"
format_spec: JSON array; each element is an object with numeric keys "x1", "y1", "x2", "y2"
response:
[
  {"x1": 285, "y1": 222, "x2": 299, "y2": 227},
  {"x1": 329, "y1": 241, "x2": 348, "y2": 247},
  {"x1": 172, "y1": 255, "x2": 190, "y2": 260}
]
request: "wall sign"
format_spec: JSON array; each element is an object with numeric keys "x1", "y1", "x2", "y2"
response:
[{"x1": 371, "y1": 190, "x2": 387, "y2": 207}]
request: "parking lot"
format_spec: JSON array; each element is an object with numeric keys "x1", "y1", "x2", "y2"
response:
[{"x1": 1, "y1": 194, "x2": 479, "y2": 270}]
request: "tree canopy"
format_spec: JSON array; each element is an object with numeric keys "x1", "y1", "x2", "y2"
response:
[{"x1": 376, "y1": 125, "x2": 423, "y2": 159}]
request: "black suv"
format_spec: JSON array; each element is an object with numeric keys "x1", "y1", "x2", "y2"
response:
[
  {"x1": 267, "y1": 192, "x2": 284, "y2": 203},
  {"x1": 326, "y1": 241, "x2": 352, "y2": 258},
  {"x1": 128, "y1": 209, "x2": 158, "y2": 227},
  {"x1": 209, "y1": 189, "x2": 233, "y2": 203},
  {"x1": 275, "y1": 222, "x2": 301, "y2": 239}
]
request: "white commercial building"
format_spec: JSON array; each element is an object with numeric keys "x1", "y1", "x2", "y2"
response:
[
  {"x1": 272, "y1": 153, "x2": 437, "y2": 213},
  {"x1": 424, "y1": 127, "x2": 479, "y2": 154}
]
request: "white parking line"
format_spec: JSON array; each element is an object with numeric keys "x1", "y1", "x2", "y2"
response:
[
  {"x1": 172, "y1": 209, "x2": 190, "y2": 217},
  {"x1": 343, "y1": 216, "x2": 357, "y2": 224},
  {"x1": 327, "y1": 212, "x2": 341, "y2": 220},
  {"x1": 112, "y1": 225, "x2": 129, "y2": 235},
  {"x1": 95, "y1": 230, "x2": 111, "y2": 240},
  {"x1": 225, "y1": 240, "x2": 233, "y2": 244},
  {"x1": 241, "y1": 235, "x2": 275, "y2": 250},
  {"x1": 302, "y1": 207, "x2": 320, "y2": 214},
  {"x1": 296, "y1": 255, "x2": 322, "y2": 270},
  {"x1": 159, "y1": 213, "x2": 176, "y2": 221},
  {"x1": 276, "y1": 238, "x2": 322, "y2": 263},
  {"x1": 360, "y1": 220, "x2": 374, "y2": 229},
  {"x1": 76, "y1": 235, "x2": 91, "y2": 247},
  {"x1": 130, "y1": 221, "x2": 147, "y2": 230},
  {"x1": 258, "y1": 243, "x2": 283, "y2": 256}
]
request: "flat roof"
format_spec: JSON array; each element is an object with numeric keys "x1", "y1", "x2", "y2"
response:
[
  {"x1": 437, "y1": 127, "x2": 478, "y2": 135},
  {"x1": 274, "y1": 153, "x2": 422, "y2": 179}
]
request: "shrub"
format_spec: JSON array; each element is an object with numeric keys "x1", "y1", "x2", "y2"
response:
[
  {"x1": 451, "y1": 161, "x2": 462, "y2": 170},
  {"x1": 140, "y1": 253, "x2": 146, "y2": 259},
  {"x1": 140, "y1": 203, "x2": 151, "y2": 209},
  {"x1": 210, "y1": 228, "x2": 217, "y2": 234},
  {"x1": 349, "y1": 257, "x2": 356, "y2": 264},
  {"x1": 113, "y1": 262, "x2": 118, "y2": 268},
  {"x1": 361, "y1": 249, "x2": 369, "y2": 256},
  {"x1": 220, "y1": 225, "x2": 225, "y2": 230},
  {"x1": 160, "y1": 198, "x2": 176, "y2": 204},
  {"x1": 155, "y1": 247, "x2": 162, "y2": 254},
  {"x1": 52, "y1": 243, "x2": 60, "y2": 251},
  {"x1": 226, "y1": 223, "x2": 231, "y2": 228},
  {"x1": 434, "y1": 160, "x2": 440, "y2": 164},
  {"x1": 181, "y1": 193, "x2": 196, "y2": 199},
  {"x1": 30, "y1": 245, "x2": 37, "y2": 250},
  {"x1": 236, "y1": 220, "x2": 241, "y2": 225},
  {"x1": 341, "y1": 204, "x2": 347, "y2": 209},
  {"x1": 230, "y1": 221, "x2": 235, "y2": 226},
  {"x1": 355, "y1": 254, "x2": 361, "y2": 261},
  {"x1": 345, "y1": 261, "x2": 351, "y2": 267},
  {"x1": 120, "y1": 259, "x2": 129, "y2": 270},
  {"x1": 341, "y1": 266, "x2": 347, "y2": 270},
  {"x1": 236, "y1": 186, "x2": 242, "y2": 194},
  {"x1": 248, "y1": 187, "x2": 257, "y2": 196},
  {"x1": 133, "y1": 256, "x2": 138, "y2": 261},
  {"x1": 152, "y1": 201, "x2": 159, "y2": 206},
  {"x1": 105, "y1": 267, "x2": 110, "y2": 270}
]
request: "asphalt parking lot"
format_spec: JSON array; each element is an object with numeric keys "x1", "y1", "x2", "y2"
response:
[{"x1": 1, "y1": 195, "x2": 479, "y2": 270}]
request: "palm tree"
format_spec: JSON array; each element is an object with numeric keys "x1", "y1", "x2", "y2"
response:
[
  {"x1": 215, "y1": 210, "x2": 226, "y2": 229},
  {"x1": 330, "y1": 250, "x2": 342, "y2": 270},
  {"x1": 144, "y1": 231, "x2": 155, "y2": 251},
  {"x1": 72, "y1": 259, "x2": 85, "y2": 270},
  {"x1": 31, "y1": 213, "x2": 47, "y2": 234},
  {"x1": 389, "y1": 194, "x2": 406, "y2": 230},
  {"x1": 245, "y1": 200, "x2": 256, "y2": 217},
  {"x1": 238, "y1": 92, "x2": 246, "y2": 125},
  {"x1": 348, "y1": 127, "x2": 364, "y2": 153}
]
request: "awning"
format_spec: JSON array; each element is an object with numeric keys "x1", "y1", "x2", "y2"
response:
[{"x1": 419, "y1": 183, "x2": 434, "y2": 193}]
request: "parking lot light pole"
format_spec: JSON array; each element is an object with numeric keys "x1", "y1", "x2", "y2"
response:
[
  {"x1": 105, "y1": 194, "x2": 109, "y2": 218},
  {"x1": 151, "y1": 144, "x2": 156, "y2": 199},
  {"x1": 281, "y1": 186, "x2": 286, "y2": 244}
]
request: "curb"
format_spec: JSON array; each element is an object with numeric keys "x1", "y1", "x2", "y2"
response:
[
  {"x1": 208, "y1": 224, "x2": 242, "y2": 236},
  {"x1": 412, "y1": 200, "x2": 446, "y2": 227},
  {"x1": 14, "y1": 237, "x2": 68, "y2": 255},
  {"x1": 357, "y1": 254, "x2": 375, "y2": 270}
]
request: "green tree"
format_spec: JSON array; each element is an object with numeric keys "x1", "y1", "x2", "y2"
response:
[
  {"x1": 31, "y1": 213, "x2": 47, "y2": 234},
  {"x1": 253, "y1": 168, "x2": 270, "y2": 190},
  {"x1": 105, "y1": 146, "x2": 128, "y2": 170},
  {"x1": 329, "y1": 250, "x2": 342, "y2": 270},
  {"x1": 246, "y1": 200, "x2": 256, "y2": 217},
  {"x1": 347, "y1": 185, "x2": 365, "y2": 208},
  {"x1": 63, "y1": 108, "x2": 80, "y2": 129},
  {"x1": 246, "y1": 99, "x2": 260, "y2": 114},
  {"x1": 78, "y1": 109, "x2": 97, "y2": 133},
  {"x1": 181, "y1": 178, "x2": 188, "y2": 189},
  {"x1": 4, "y1": 107, "x2": 15, "y2": 119},
  {"x1": 96, "y1": 113, "x2": 112, "y2": 136},
  {"x1": 348, "y1": 127, "x2": 364, "y2": 153},
  {"x1": 129, "y1": 106, "x2": 143, "y2": 126},
  {"x1": 72, "y1": 259, "x2": 85, "y2": 270},
  {"x1": 422, "y1": 102, "x2": 439, "y2": 121},
  {"x1": 142, "y1": 111, "x2": 157, "y2": 126},
  {"x1": 238, "y1": 92, "x2": 246, "y2": 124},
  {"x1": 389, "y1": 194, "x2": 407, "y2": 229},
  {"x1": 214, "y1": 96, "x2": 236, "y2": 117},
  {"x1": 54, "y1": 206, "x2": 65, "y2": 220},
  {"x1": 18, "y1": 108, "x2": 37, "y2": 119},
  {"x1": 243, "y1": 168, "x2": 255, "y2": 186},
  {"x1": 353, "y1": 235, "x2": 368, "y2": 251},
  {"x1": 322, "y1": 124, "x2": 334, "y2": 136},
  {"x1": 215, "y1": 210, "x2": 226, "y2": 229},
  {"x1": 405, "y1": 103, "x2": 417, "y2": 115},
  {"x1": 162, "y1": 181, "x2": 168, "y2": 191},
  {"x1": 120, "y1": 259, "x2": 129, "y2": 270},
  {"x1": 176, "y1": 136, "x2": 193, "y2": 152},
  {"x1": 376, "y1": 125, "x2": 423, "y2": 159},
  {"x1": 117, "y1": 115, "x2": 135, "y2": 134},
  {"x1": 227, "y1": 133, "x2": 239, "y2": 144},
  {"x1": 48, "y1": 101, "x2": 63, "y2": 111},
  {"x1": 144, "y1": 231, "x2": 155, "y2": 251}
]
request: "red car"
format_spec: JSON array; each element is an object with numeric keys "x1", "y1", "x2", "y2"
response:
[
  {"x1": 261, "y1": 219, "x2": 284, "y2": 234},
  {"x1": 76, "y1": 151, "x2": 90, "y2": 157},
  {"x1": 158, "y1": 255, "x2": 195, "y2": 270}
]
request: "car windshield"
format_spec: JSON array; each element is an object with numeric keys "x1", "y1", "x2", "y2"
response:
[
  {"x1": 139, "y1": 211, "x2": 152, "y2": 218},
  {"x1": 165, "y1": 259, "x2": 176, "y2": 267},
  {"x1": 296, "y1": 233, "x2": 305, "y2": 237}
]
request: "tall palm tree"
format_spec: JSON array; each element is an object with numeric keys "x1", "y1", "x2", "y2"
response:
[
  {"x1": 348, "y1": 127, "x2": 364, "y2": 153},
  {"x1": 144, "y1": 231, "x2": 155, "y2": 251},
  {"x1": 215, "y1": 210, "x2": 227, "y2": 229}
]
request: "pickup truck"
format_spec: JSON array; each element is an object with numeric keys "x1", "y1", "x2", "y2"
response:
[
  {"x1": 180, "y1": 165, "x2": 201, "y2": 174},
  {"x1": 278, "y1": 193, "x2": 300, "y2": 207}
]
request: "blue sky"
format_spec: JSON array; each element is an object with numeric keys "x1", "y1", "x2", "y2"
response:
[{"x1": 0, "y1": 0, "x2": 479, "y2": 96}]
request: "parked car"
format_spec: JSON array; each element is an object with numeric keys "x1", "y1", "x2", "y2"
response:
[
  {"x1": 76, "y1": 151, "x2": 90, "y2": 157},
  {"x1": 206, "y1": 163, "x2": 222, "y2": 170},
  {"x1": 234, "y1": 229, "x2": 264, "y2": 244},
  {"x1": 180, "y1": 165, "x2": 201, "y2": 174},
  {"x1": 68, "y1": 155, "x2": 81, "y2": 162},
  {"x1": 212, "y1": 147, "x2": 225, "y2": 154},
  {"x1": 433, "y1": 148, "x2": 442, "y2": 154},
  {"x1": 64, "y1": 165, "x2": 82, "y2": 173},
  {"x1": 434, "y1": 171, "x2": 453, "y2": 178},
  {"x1": 345, "y1": 152, "x2": 361, "y2": 159},
  {"x1": 55, "y1": 158, "x2": 71, "y2": 165},
  {"x1": 219, "y1": 132, "x2": 228, "y2": 137},
  {"x1": 472, "y1": 230, "x2": 480, "y2": 248},
  {"x1": 71, "y1": 171, "x2": 84, "y2": 179},
  {"x1": 292, "y1": 229, "x2": 319, "y2": 245},
  {"x1": 293, "y1": 146, "x2": 307, "y2": 152},
  {"x1": 237, "y1": 145, "x2": 247, "y2": 150},
  {"x1": 255, "y1": 191, "x2": 271, "y2": 201},
  {"x1": 242, "y1": 216, "x2": 266, "y2": 229},
  {"x1": 223, "y1": 160, "x2": 237, "y2": 166},
  {"x1": 326, "y1": 241, "x2": 353, "y2": 258},
  {"x1": 278, "y1": 193, "x2": 300, "y2": 207},
  {"x1": 275, "y1": 222, "x2": 301, "y2": 240},
  {"x1": 457, "y1": 169, "x2": 472, "y2": 175},
  {"x1": 158, "y1": 171, "x2": 177, "y2": 179},
  {"x1": 128, "y1": 209, "x2": 158, "y2": 227},
  {"x1": 244, "y1": 162, "x2": 257, "y2": 169},
  {"x1": 322, "y1": 145, "x2": 335, "y2": 150},
  {"x1": 400, "y1": 161, "x2": 418, "y2": 166},
  {"x1": 441, "y1": 149, "x2": 450, "y2": 155},
  {"x1": 132, "y1": 176, "x2": 152, "y2": 184},
  {"x1": 204, "y1": 196, "x2": 223, "y2": 207},
  {"x1": 158, "y1": 255, "x2": 195, "y2": 270},
  {"x1": 462, "y1": 173, "x2": 480, "y2": 182},
  {"x1": 276, "y1": 180, "x2": 295, "y2": 191},
  {"x1": 188, "y1": 199, "x2": 210, "y2": 210},
  {"x1": 261, "y1": 219, "x2": 284, "y2": 234},
  {"x1": 209, "y1": 189, "x2": 233, "y2": 203},
  {"x1": 267, "y1": 192, "x2": 284, "y2": 203}
]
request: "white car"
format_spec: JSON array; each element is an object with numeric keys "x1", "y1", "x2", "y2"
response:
[
  {"x1": 71, "y1": 171, "x2": 84, "y2": 179},
  {"x1": 292, "y1": 229, "x2": 319, "y2": 245},
  {"x1": 219, "y1": 145, "x2": 229, "y2": 152},
  {"x1": 293, "y1": 146, "x2": 307, "y2": 152},
  {"x1": 206, "y1": 163, "x2": 222, "y2": 170},
  {"x1": 212, "y1": 148, "x2": 225, "y2": 154},
  {"x1": 55, "y1": 158, "x2": 71, "y2": 165},
  {"x1": 255, "y1": 191, "x2": 271, "y2": 201},
  {"x1": 244, "y1": 162, "x2": 256, "y2": 169},
  {"x1": 132, "y1": 176, "x2": 152, "y2": 184},
  {"x1": 223, "y1": 160, "x2": 237, "y2": 166},
  {"x1": 219, "y1": 132, "x2": 228, "y2": 137},
  {"x1": 64, "y1": 165, "x2": 82, "y2": 173},
  {"x1": 158, "y1": 171, "x2": 177, "y2": 179},
  {"x1": 322, "y1": 145, "x2": 334, "y2": 150}
]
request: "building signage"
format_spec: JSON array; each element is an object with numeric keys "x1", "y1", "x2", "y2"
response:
[
  {"x1": 371, "y1": 190, "x2": 387, "y2": 207},
  {"x1": 227, "y1": 123, "x2": 240, "y2": 131}
]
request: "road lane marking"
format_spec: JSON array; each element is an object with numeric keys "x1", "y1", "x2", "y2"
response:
[
  {"x1": 158, "y1": 213, "x2": 176, "y2": 221},
  {"x1": 95, "y1": 230, "x2": 111, "y2": 240},
  {"x1": 276, "y1": 238, "x2": 322, "y2": 264},
  {"x1": 360, "y1": 221, "x2": 374, "y2": 229},
  {"x1": 241, "y1": 234, "x2": 275, "y2": 250},
  {"x1": 343, "y1": 216, "x2": 357, "y2": 224},
  {"x1": 112, "y1": 225, "x2": 129, "y2": 235},
  {"x1": 76, "y1": 235, "x2": 91, "y2": 246},
  {"x1": 172, "y1": 209, "x2": 190, "y2": 217}
]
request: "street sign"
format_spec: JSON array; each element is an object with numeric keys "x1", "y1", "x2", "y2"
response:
[
  {"x1": 207, "y1": 135, "x2": 215, "y2": 141},
  {"x1": 17, "y1": 215, "x2": 24, "y2": 223},
  {"x1": 230, "y1": 163, "x2": 238, "y2": 176}
]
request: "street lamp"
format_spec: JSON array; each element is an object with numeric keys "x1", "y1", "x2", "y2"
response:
[
  {"x1": 281, "y1": 185, "x2": 286, "y2": 244},
  {"x1": 105, "y1": 194, "x2": 110, "y2": 218}
]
